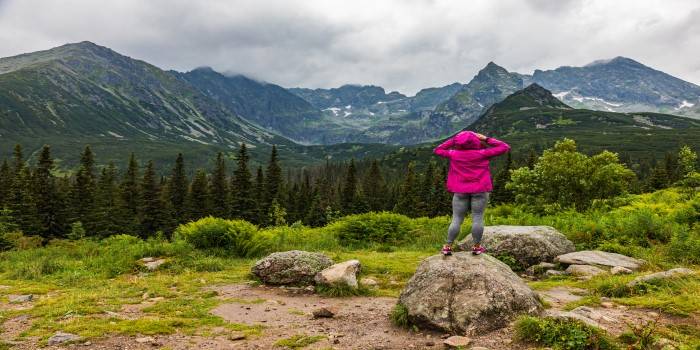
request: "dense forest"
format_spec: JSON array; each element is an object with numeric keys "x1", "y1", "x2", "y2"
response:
[{"x1": 0, "y1": 141, "x2": 697, "y2": 241}]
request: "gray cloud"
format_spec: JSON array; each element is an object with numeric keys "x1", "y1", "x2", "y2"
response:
[{"x1": 0, "y1": 0, "x2": 698, "y2": 94}]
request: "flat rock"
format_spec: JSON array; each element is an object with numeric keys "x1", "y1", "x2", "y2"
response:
[
  {"x1": 252, "y1": 250, "x2": 333, "y2": 285},
  {"x1": 9, "y1": 294, "x2": 33, "y2": 303},
  {"x1": 458, "y1": 226, "x2": 575, "y2": 268},
  {"x1": 399, "y1": 252, "x2": 542, "y2": 334},
  {"x1": 315, "y1": 259, "x2": 361, "y2": 289},
  {"x1": 545, "y1": 269, "x2": 566, "y2": 277},
  {"x1": 443, "y1": 335, "x2": 471, "y2": 347},
  {"x1": 611, "y1": 266, "x2": 633, "y2": 275},
  {"x1": 48, "y1": 332, "x2": 81, "y2": 345},
  {"x1": 525, "y1": 262, "x2": 557, "y2": 276},
  {"x1": 627, "y1": 268, "x2": 695, "y2": 288},
  {"x1": 135, "y1": 336, "x2": 155, "y2": 343},
  {"x1": 555, "y1": 250, "x2": 644, "y2": 270},
  {"x1": 565, "y1": 264, "x2": 607, "y2": 277}
]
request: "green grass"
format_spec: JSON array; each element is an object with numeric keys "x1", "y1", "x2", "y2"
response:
[
  {"x1": 514, "y1": 315, "x2": 618, "y2": 350},
  {"x1": 389, "y1": 304, "x2": 409, "y2": 328},
  {"x1": 274, "y1": 334, "x2": 326, "y2": 349}
]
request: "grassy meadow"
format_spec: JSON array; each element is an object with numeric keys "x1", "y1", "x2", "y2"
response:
[{"x1": 0, "y1": 187, "x2": 699, "y2": 348}]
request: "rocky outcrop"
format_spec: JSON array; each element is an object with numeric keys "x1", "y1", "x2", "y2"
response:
[
  {"x1": 555, "y1": 250, "x2": 644, "y2": 270},
  {"x1": 251, "y1": 250, "x2": 333, "y2": 285},
  {"x1": 398, "y1": 252, "x2": 542, "y2": 334},
  {"x1": 315, "y1": 260, "x2": 361, "y2": 289},
  {"x1": 458, "y1": 226, "x2": 575, "y2": 268},
  {"x1": 627, "y1": 268, "x2": 695, "y2": 288},
  {"x1": 565, "y1": 264, "x2": 607, "y2": 277}
]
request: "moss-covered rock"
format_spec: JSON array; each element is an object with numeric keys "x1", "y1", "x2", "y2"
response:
[{"x1": 251, "y1": 250, "x2": 333, "y2": 285}]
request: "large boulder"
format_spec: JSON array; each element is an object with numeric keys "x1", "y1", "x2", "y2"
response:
[
  {"x1": 458, "y1": 226, "x2": 575, "y2": 268},
  {"x1": 315, "y1": 259, "x2": 361, "y2": 289},
  {"x1": 398, "y1": 252, "x2": 542, "y2": 334},
  {"x1": 555, "y1": 250, "x2": 644, "y2": 270},
  {"x1": 251, "y1": 250, "x2": 333, "y2": 285}
]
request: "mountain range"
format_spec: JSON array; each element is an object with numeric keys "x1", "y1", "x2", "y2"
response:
[{"x1": 1, "y1": 41, "x2": 699, "y2": 167}]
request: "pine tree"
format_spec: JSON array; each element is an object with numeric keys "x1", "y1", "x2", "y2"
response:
[
  {"x1": 230, "y1": 143, "x2": 256, "y2": 222},
  {"x1": 647, "y1": 164, "x2": 668, "y2": 191},
  {"x1": 94, "y1": 162, "x2": 120, "y2": 237},
  {"x1": 417, "y1": 161, "x2": 436, "y2": 217},
  {"x1": 33, "y1": 145, "x2": 66, "y2": 238},
  {"x1": 72, "y1": 146, "x2": 96, "y2": 232},
  {"x1": 253, "y1": 166, "x2": 265, "y2": 225},
  {"x1": 526, "y1": 149, "x2": 537, "y2": 169},
  {"x1": 209, "y1": 152, "x2": 229, "y2": 218},
  {"x1": 394, "y1": 162, "x2": 420, "y2": 217},
  {"x1": 117, "y1": 153, "x2": 140, "y2": 234},
  {"x1": 434, "y1": 165, "x2": 452, "y2": 216},
  {"x1": 264, "y1": 146, "x2": 283, "y2": 220},
  {"x1": 0, "y1": 160, "x2": 11, "y2": 208},
  {"x1": 9, "y1": 145, "x2": 39, "y2": 234},
  {"x1": 363, "y1": 160, "x2": 386, "y2": 212},
  {"x1": 168, "y1": 153, "x2": 188, "y2": 225},
  {"x1": 664, "y1": 152, "x2": 679, "y2": 184},
  {"x1": 188, "y1": 169, "x2": 210, "y2": 220},
  {"x1": 491, "y1": 151, "x2": 514, "y2": 203},
  {"x1": 340, "y1": 159, "x2": 359, "y2": 214},
  {"x1": 139, "y1": 160, "x2": 164, "y2": 237}
]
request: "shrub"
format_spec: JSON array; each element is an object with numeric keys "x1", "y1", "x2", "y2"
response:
[
  {"x1": 390, "y1": 303, "x2": 410, "y2": 328},
  {"x1": 514, "y1": 315, "x2": 618, "y2": 350},
  {"x1": 668, "y1": 224, "x2": 700, "y2": 264},
  {"x1": 274, "y1": 334, "x2": 326, "y2": 349},
  {"x1": 174, "y1": 217, "x2": 267, "y2": 257},
  {"x1": 331, "y1": 212, "x2": 416, "y2": 248},
  {"x1": 68, "y1": 222, "x2": 86, "y2": 240}
]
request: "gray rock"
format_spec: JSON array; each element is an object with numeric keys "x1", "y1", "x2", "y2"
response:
[
  {"x1": 565, "y1": 264, "x2": 607, "y2": 277},
  {"x1": 525, "y1": 262, "x2": 557, "y2": 276},
  {"x1": 141, "y1": 258, "x2": 166, "y2": 271},
  {"x1": 546, "y1": 306, "x2": 616, "y2": 329},
  {"x1": 545, "y1": 269, "x2": 566, "y2": 277},
  {"x1": 251, "y1": 250, "x2": 333, "y2": 285},
  {"x1": 360, "y1": 277, "x2": 378, "y2": 287},
  {"x1": 610, "y1": 266, "x2": 633, "y2": 275},
  {"x1": 399, "y1": 252, "x2": 542, "y2": 334},
  {"x1": 48, "y1": 332, "x2": 81, "y2": 345},
  {"x1": 9, "y1": 294, "x2": 33, "y2": 303},
  {"x1": 458, "y1": 226, "x2": 575, "y2": 268},
  {"x1": 315, "y1": 260, "x2": 361, "y2": 289},
  {"x1": 627, "y1": 268, "x2": 695, "y2": 288},
  {"x1": 555, "y1": 250, "x2": 644, "y2": 270}
]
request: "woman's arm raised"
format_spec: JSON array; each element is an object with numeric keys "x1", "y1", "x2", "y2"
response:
[{"x1": 433, "y1": 136, "x2": 455, "y2": 158}]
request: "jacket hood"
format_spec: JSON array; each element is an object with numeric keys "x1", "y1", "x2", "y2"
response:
[{"x1": 453, "y1": 131, "x2": 482, "y2": 149}]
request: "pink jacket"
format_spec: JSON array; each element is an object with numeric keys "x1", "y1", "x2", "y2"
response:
[{"x1": 433, "y1": 131, "x2": 511, "y2": 193}]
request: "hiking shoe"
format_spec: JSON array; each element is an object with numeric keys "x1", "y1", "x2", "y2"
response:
[
  {"x1": 472, "y1": 246, "x2": 486, "y2": 255},
  {"x1": 441, "y1": 245, "x2": 453, "y2": 256}
]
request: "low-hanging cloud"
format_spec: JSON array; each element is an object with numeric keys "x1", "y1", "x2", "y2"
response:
[{"x1": 0, "y1": 0, "x2": 698, "y2": 95}]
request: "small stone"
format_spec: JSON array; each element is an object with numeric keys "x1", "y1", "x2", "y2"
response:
[
  {"x1": 312, "y1": 306, "x2": 337, "y2": 318},
  {"x1": 425, "y1": 341, "x2": 435, "y2": 346},
  {"x1": 470, "y1": 347, "x2": 491, "y2": 350},
  {"x1": 545, "y1": 269, "x2": 566, "y2": 277},
  {"x1": 9, "y1": 294, "x2": 33, "y2": 303},
  {"x1": 443, "y1": 336, "x2": 471, "y2": 348},
  {"x1": 143, "y1": 259, "x2": 166, "y2": 271},
  {"x1": 141, "y1": 257, "x2": 156, "y2": 263},
  {"x1": 601, "y1": 302, "x2": 614, "y2": 308},
  {"x1": 82, "y1": 341, "x2": 92, "y2": 346},
  {"x1": 305, "y1": 285, "x2": 315, "y2": 292},
  {"x1": 360, "y1": 277, "x2": 378, "y2": 287},
  {"x1": 611, "y1": 266, "x2": 633, "y2": 275},
  {"x1": 566, "y1": 264, "x2": 606, "y2": 277},
  {"x1": 648, "y1": 311, "x2": 660, "y2": 318},
  {"x1": 142, "y1": 292, "x2": 150, "y2": 299},
  {"x1": 135, "y1": 336, "x2": 155, "y2": 344},
  {"x1": 229, "y1": 334, "x2": 245, "y2": 341},
  {"x1": 48, "y1": 332, "x2": 81, "y2": 345}
]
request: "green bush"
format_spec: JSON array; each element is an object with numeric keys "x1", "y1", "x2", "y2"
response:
[
  {"x1": 668, "y1": 224, "x2": 700, "y2": 264},
  {"x1": 331, "y1": 212, "x2": 416, "y2": 248},
  {"x1": 174, "y1": 217, "x2": 268, "y2": 257},
  {"x1": 390, "y1": 303, "x2": 410, "y2": 328},
  {"x1": 514, "y1": 315, "x2": 618, "y2": 350}
]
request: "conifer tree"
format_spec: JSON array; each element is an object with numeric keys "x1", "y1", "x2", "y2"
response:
[
  {"x1": 118, "y1": 153, "x2": 140, "y2": 234},
  {"x1": 340, "y1": 159, "x2": 359, "y2": 214},
  {"x1": 72, "y1": 146, "x2": 96, "y2": 231},
  {"x1": 230, "y1": 143, "x2": 256, "y2": 222},
  {"x1": 33, "y1": 145, "x2": 66, "y2": 238},
  {"x1": 168, "y1": 153, "x2": 188, "y2": 225},
  {"x1": 362, "y1": 160, "x2": 386, "y2": 212},
  {"x1": 394, "y1": 162, "x2": 421, "y2": 217},
  {"x1": 188, "y1": 169, "x2": 210, "y2": 220},
  {"x1": 210, "y1": 152, "x2": 229, "y2": 218},
  {"x1": 264, "y1": 146, "x2": 282, "y2": 211},
  {"x1": 492, "y1": 151, "x2": 514, "y2": 203},
  {"x1": 0, "y1": 160, "x2": 11, "y2": 207},
  {"x1": 417, "y1": 160, "x2": 436, "y2": 217},
  {"x1": 9, "y1": 145, "x2": 39, "y2": 233},
  {"x1": 664, "y1": 152, "x2": 678, "y2": 184},
  {"x1": 139, "y1": 160, "x2": 164, "y2": 237},
  {"x1": 94, "y1": 162, "x2": 120, "y2": 237},
  {"x1": 647, "y1": 164, "x2": 668, "y2": 190},
  {"x1": 253, "y1": 166, "x2": 265, "y2": 225}
]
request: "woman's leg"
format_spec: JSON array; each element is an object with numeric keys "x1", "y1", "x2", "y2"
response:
[
  {"x1": 446, "y1": 193, "x2": 471, "y2": 244},
  {"x1": 470, "y1": 192, "x2": 489, "y2": 245}
]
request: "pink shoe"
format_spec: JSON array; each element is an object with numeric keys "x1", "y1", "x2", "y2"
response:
[
  {"x1": 472, "y1": 246, "x2": 486, "y2": 255},
  {"x1": 441, "y1": 245, "x2": 453, "y2": 256}
]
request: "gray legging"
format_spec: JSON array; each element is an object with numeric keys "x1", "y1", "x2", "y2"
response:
[{"x1": 446, "y1": 192, "x2": 489, "y2": 245}]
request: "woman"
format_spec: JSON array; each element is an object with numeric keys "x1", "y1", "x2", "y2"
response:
[{"x1": 433, "y1": 131, "x2": 510, "y2": 256}]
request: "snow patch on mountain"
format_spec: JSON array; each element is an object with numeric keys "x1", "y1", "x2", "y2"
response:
[{"x1": 676, "y1": 100, "x2": 696, "y2": 110}]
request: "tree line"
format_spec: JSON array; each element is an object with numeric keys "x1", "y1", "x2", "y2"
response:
[{"x1": 0, "y1": 141, "x2": 695, "y2": 240}]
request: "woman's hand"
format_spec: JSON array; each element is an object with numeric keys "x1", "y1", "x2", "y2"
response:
[{"x1": 474, "y1": 132, "x2": 487, "y2": 141}]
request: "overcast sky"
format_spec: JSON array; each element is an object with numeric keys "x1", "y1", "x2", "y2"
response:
[{"x1": 1, "y1": 0, "x2": 698, "y2": 95}]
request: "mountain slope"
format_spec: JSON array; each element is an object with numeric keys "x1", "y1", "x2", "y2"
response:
[
  {"x1": 529, "y1": 57, "x2": 700, "y2": 118},
  {"x1": 176, "y1": 68, "x2": 330, "y2": 143}
]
